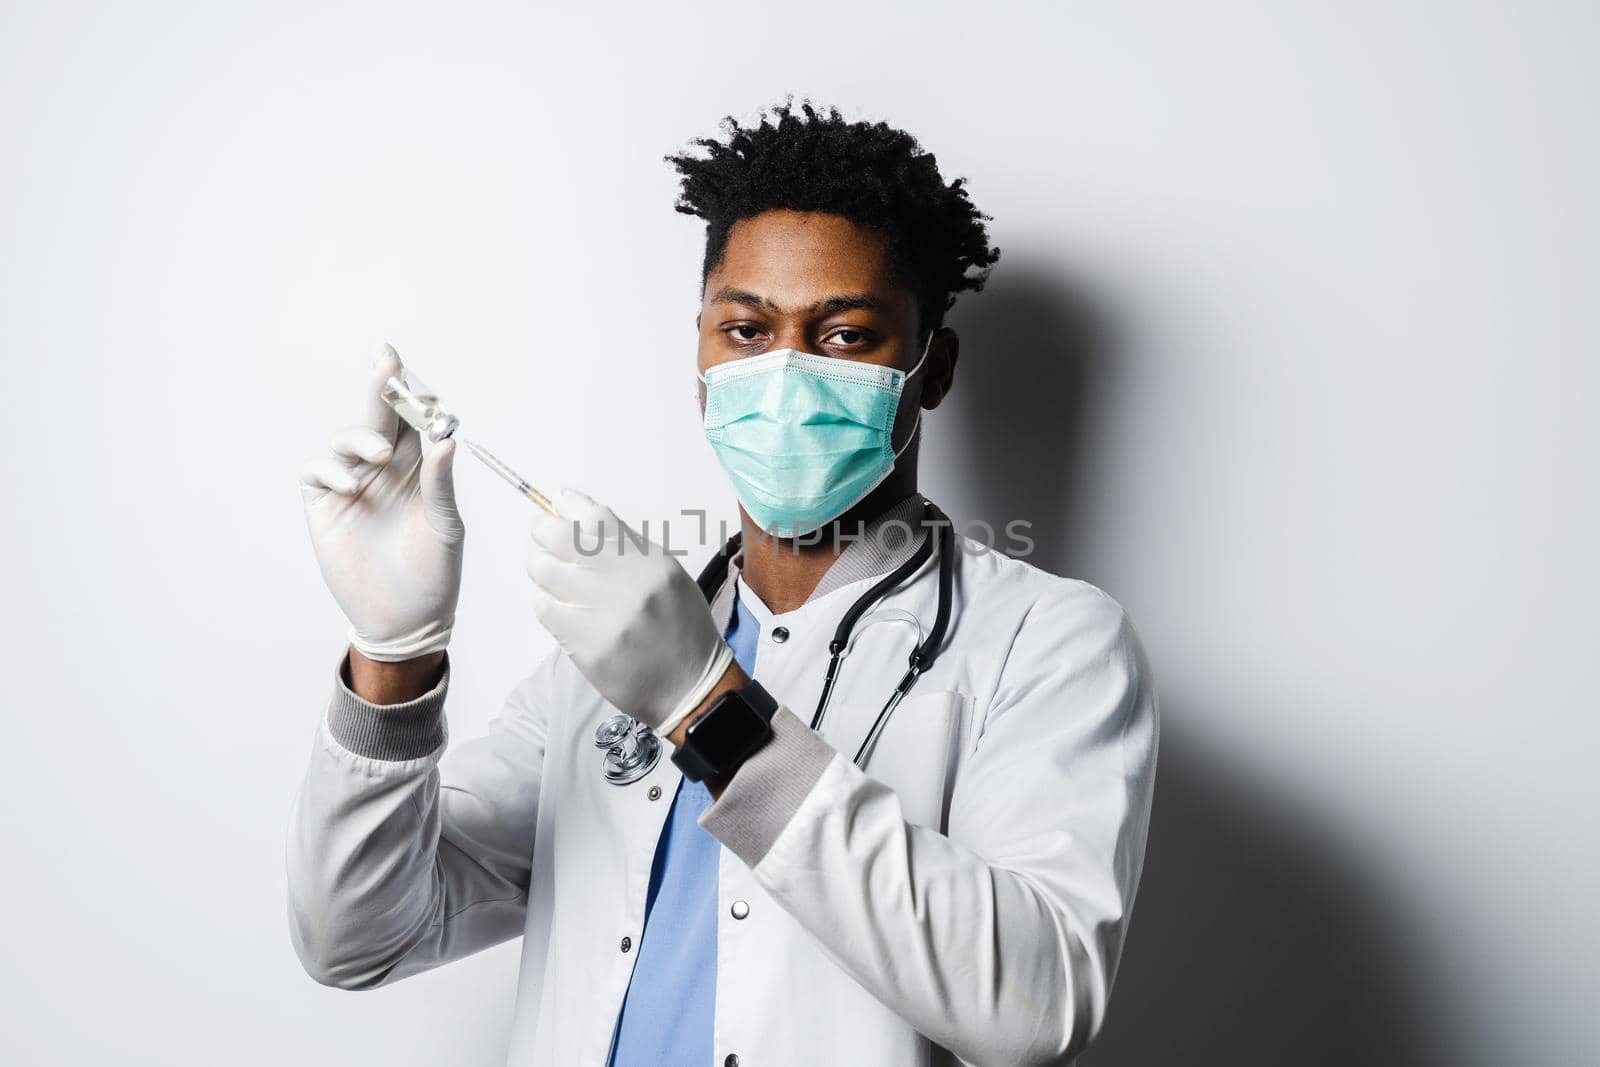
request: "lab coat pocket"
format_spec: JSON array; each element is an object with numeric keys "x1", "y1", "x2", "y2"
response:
[{"x1": 824, "y1": 690, "x2": 969, "y2": 833}]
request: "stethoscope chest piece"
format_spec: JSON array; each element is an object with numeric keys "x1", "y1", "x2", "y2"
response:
[{"x1": 594, "y1": 714, "x2": 661, "y2": 785}]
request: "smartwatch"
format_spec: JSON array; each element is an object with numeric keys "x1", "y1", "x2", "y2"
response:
[{"x1": 671, "y1": 679, "x2": 778, "y2": 782}]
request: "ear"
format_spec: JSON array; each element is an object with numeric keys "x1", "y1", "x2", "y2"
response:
[{"x1": 919, "y1": 327, "x2": 959, "y2": 411}]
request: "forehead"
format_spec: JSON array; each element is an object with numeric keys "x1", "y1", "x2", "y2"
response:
[{"x1": 707, "y1": 210, "x2": 906, "y2": 308}]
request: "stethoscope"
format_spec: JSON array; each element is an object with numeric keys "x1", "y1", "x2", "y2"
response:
[{"x1": 593, "y1": 500, "x2": 955, "y2": 785}]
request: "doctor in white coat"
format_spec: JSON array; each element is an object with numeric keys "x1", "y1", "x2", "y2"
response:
[{"x1": 290, "y1": 102, "x2": 1158, "y2": 1067}]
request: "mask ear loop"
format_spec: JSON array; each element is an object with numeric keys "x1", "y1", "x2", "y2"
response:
[
  {"x1": 891, "y1": 330, "x2": 937, "y2": 458},
  {"x1": 904, "y1": 329, "x2": 935, "y2": 380}
]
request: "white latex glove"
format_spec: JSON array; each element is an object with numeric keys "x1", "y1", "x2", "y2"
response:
[
  {"x1": 526, "y1": 489, "x2": 734, "y2": 733},
  {"x1": 299, "y1": 344, "x2": 464, "y2": 662}
]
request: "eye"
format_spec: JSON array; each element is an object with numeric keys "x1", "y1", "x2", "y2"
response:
[
  {"x1": 825, "y1": 327, "x2": 869, "y2": 348},
  {"x1": 724, "y1": 324, "x2": 763, "y2": 344}
]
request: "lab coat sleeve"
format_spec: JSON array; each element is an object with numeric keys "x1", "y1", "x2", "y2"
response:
[
  {"x1": 698, "y1": 584, "x2": 1159, "y2": 1067},
  {"x1": 286, "y1": 652, "x2": 551, "y2": 990}
]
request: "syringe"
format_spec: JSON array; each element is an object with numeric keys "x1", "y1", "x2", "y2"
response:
[
  {"x1": 460, "y1": 438, "x2": 559, "y2": 515},
  {"x1": 380, "y1": 364, "x2": 558, "y2": 515}
]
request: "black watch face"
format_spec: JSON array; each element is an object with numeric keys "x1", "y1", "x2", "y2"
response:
[{"x1": 687, "y1": 695, "x2": 768, "y2": 769}]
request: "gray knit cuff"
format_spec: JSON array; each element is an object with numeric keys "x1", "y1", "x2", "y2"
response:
[
  {"x1": 326, "y1": 653, "x2": 449, "y2": 761},
  {"x1": 697, "y1": 706, "x2": 837, "y2": 867}
]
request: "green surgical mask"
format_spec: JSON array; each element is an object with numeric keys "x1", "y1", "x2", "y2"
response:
[{"x1": 698, "y1": 335, "x2": 931, "y2": 538}]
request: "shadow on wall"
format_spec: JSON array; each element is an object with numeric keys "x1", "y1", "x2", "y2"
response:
[{"x1": 941, "y1": 264, "x2": 1440, "y2": 1067}]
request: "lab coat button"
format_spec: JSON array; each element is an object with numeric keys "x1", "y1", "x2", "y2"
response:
[
  {"x1": 619, "y1": 936, "x2": 632, "y2": 953},
  {"x1": 771, "y1": 626, "x2": 789, "y2": 643},
  {"x1": 647, "y1": 785, "x2": 662, "y2": 801},
  {"x1": 725, "y1": 1056, "x2": 739, "y2": 1067},
  {"x1": 730, "y1": 900, "x2": 749, "y2": 920}
]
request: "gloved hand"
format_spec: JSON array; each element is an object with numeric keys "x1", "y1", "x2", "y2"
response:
[
  {"x1": 526, "y1": 490, "x2": 734, "y2": 733},
  {"x1": 299, "y1": 344, "x2": 464, "y2": 662}
]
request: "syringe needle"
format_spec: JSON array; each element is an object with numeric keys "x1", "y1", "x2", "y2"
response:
[{"x1": 460, "y1": 438, "x2": 558, "y2": 515}]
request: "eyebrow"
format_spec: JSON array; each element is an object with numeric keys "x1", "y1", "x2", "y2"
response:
[
  {"x1": 709, "y1": 287, "x2": 781, "y2": 313},
  {"x1": 814, "y1": 293, "x2": 885, "y2": 315},
  {"x1": 708, "y1": 286, "x2": 886, "y2": 316}
]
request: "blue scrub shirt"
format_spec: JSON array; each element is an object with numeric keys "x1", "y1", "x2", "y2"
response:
[{"x1": 606, "y1": 589, "x2": 759, "y2": 1066}]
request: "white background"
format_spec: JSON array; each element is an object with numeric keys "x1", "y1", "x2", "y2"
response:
[{"x1": 1, "y1": 2, "x2": 1594, "y2": 1064}]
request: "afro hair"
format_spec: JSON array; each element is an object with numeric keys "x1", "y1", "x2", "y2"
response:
[{"x1": 666, "y1": 100, "x2": 1001, "y2": 335}]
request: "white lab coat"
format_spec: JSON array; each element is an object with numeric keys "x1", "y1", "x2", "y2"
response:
[{"x1": 287, "y1": 530, "x2": 1159, "y2": 1067}]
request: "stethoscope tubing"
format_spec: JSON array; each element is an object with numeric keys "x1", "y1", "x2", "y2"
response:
[{"x1": 696, "y1": 500, "x2": 955, "y2": 771}]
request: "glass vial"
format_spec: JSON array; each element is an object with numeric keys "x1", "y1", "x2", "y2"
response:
[{"x1": 381, "y1": 368, "x2": 460, "y2": 442}]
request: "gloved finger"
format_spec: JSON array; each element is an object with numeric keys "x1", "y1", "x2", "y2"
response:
[
  {"x1": 388, "y1": 420, "x2": 424, "y2": 474},
  {"x1": 529, "y1": 506, "x2": 585, "y2": 562},
  {"x1": 555, "y1": 487, "x2": 615, "y2": 527},
  {"x1": 556, "y1": 487, "x2": 638, "y2": 550},
  {"x1": 419, "y1": 438, "x2": 464, "y2": 542},
  {"x1": 299, "y1": 455, "x2": 362, "y2": 498},
  {"x1": 329, "y1": 426, "x2": 395, "y2": 465},
  {"x1": 363, "y1": 343, "x2": 405, "y2": 444},
  {"x1": 526, "y1": 539, "x2": 585, "y2": 601},
  {"x1": 529, "y1": 585, "x2": 580, "y2": 651}
]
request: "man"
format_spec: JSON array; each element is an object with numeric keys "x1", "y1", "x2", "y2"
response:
[{"x1": 290, "y1": 101, "x2": 1158, "y2": 1067}]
